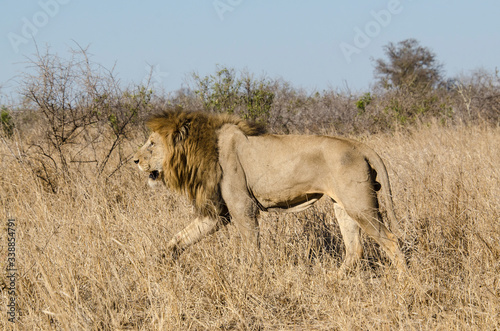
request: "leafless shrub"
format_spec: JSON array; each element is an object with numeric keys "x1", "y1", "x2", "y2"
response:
[
  {"x1": 19, "y1": 46, "x2": 153, "y2": 191},
  {"x1": 452, "y1": 68, "x2": 500, "y2": 121}
]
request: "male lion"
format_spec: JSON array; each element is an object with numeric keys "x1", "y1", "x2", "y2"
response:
[{"x1": 134, "y1": 110, "x2": 406, "y2": 271}]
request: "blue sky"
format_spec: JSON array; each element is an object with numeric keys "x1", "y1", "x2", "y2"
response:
[{"x1": 1, "y1": 1, "x2": 499, "y2": 100}]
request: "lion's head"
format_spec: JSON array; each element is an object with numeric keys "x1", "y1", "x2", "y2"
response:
[
  {"x1": 134, "y1": 131, "x2": 165, "y2": 188},
  {"x1": 134, "y1": 109, "x2": 265, "y2": 216}
]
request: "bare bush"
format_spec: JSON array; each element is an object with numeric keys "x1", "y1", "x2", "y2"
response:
[
  {"x1": 452, "y1": 68, "x2": 500, "y2": 121},
  {"x1": 19, "y1": 46, "x2": 153, "y2": 190}
]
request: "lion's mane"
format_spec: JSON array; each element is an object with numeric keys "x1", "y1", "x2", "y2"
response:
[{"x1": 147, "y1": 109, "x2": 266, "y2": 216}]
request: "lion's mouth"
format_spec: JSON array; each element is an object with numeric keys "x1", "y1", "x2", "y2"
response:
[{"x1": 149, "y1": 170, "x2": 160, "y2": 180}]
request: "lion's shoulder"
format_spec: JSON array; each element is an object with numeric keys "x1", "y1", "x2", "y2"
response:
[{"x1": 146, "y1": 109, "x2": 265, "y2": 216}]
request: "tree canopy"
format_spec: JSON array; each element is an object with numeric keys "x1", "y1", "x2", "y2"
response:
[{"x1": 374, "y1": 39, "x2": 443, "y2": 90}]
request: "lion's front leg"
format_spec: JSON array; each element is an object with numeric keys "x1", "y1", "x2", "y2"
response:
[{"x1": 165, "y1": 216, "x2": 221, "y2": 258}]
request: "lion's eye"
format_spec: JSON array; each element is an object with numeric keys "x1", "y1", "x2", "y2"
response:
[{"x1": 150, "y1": 141, "x2": 154, "y2": 146}]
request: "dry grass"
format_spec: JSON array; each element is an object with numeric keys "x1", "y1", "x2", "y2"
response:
[{"x1": 1, "y1": 122, "x2": 499, "y2": 330}]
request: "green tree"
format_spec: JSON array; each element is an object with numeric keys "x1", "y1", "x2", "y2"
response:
[
  {"x1": 192, "y1": 66, "x2": 241, "y2": 114},
  {"x1": 191, "y1": 66, "x2": 275, "y2": 123},
  {"x1": 1, "y1": 106, "x2": 14, "y2": 137},
  {"x1": 374, "y1": 39, "x2": 443, "y2": 90}
]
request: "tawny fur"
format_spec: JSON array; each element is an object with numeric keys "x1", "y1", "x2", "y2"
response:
[
  {"x1": 134, "y1": 109, "x2": 405, "y2": 271},
  {"x1": 146, "y1": 109, "x2": 265, "y2": 217}
]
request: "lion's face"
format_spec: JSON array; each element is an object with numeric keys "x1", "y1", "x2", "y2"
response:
[{"x1": 134, "y1": 132, "x2": 165, "y2": 187}]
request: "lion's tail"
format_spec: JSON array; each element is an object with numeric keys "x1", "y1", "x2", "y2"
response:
[{"x1": 358, "y1": 142, "x2": 402, "y2": 237}]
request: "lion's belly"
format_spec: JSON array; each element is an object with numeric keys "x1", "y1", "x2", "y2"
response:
[
  {"x1": 257, "y1": 193, "x2": 324, "y2": 213},
  {"x1": 242, "y1": 146, "x2": 331, "y2": 210}
]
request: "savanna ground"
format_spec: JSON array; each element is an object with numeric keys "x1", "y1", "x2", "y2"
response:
[
  {"x1": 1, "y1": 122, "x2": 499, "y2": 330},
  {"x1": 0, "y1": 44, "x2": 499, "y2": 329}
]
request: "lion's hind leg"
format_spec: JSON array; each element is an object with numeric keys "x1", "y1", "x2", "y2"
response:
[
  {"x1": 334, "y1": 203, "x2": 363, "y2": 272},
  {"x1": 335, "y1": 185, "x2": 406, "y2": 272},
  {"x1": 346, "y1": 205, "x2": 406, "y2": 272}
]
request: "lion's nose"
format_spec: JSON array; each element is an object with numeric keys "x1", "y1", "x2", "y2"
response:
[{"x1": 134, "y1": 159, "x2": 139, "y2": 164}]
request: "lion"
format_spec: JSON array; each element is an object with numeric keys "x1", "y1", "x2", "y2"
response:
[{"x1": 134, "y1": 109, "x2": 406, "y2": 271}]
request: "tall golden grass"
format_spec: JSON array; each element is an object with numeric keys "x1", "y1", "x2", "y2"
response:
[{"x1": 1, "y1": 122, "x2": 499, "y2": 330}]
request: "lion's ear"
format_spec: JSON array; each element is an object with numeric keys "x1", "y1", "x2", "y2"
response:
[{"x1": 173, "y1": 121, "x2": 190, "y2": 145}]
